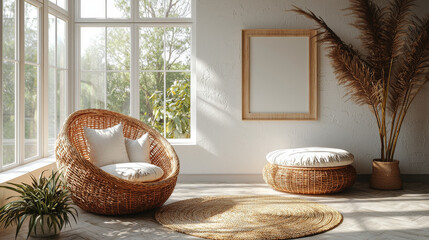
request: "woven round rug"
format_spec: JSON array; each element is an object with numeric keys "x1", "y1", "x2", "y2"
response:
[{"x1": 155, "y1": 195, "x2": 342, "y2": 240}]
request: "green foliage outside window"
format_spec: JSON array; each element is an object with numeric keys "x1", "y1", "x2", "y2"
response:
[
  {"x1": 150, "y1": 78, "x2": 190, "y2": 138},
  {"x1": 80, "y1": 0, "x2": 191, "y2": 139}
]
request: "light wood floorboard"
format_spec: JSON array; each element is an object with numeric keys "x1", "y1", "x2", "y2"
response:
[{"x1": 1, "y1": 181, "x2": 428, "y2": 239}]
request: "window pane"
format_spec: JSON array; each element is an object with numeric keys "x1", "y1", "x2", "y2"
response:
[
  {"x1": 165, "y1": 72, "x2": 190, "y2": 138},
  {"x1": 2, "y1": 61, "x2": 16, "y2": 166},
  {"x1": 107, "y1": 0, "x2": 130, "y2": 19},
  {"x1": 165, "y1": 27, "x2": 191, "y2": 70},
  {"x1": 107, "y1": 27, "x2": 130, "y2": 70},
  {"x1": 48, "y1": 69, "x2": 67, "y2": 152},
  {"x1": 139, "y1": 27, "x2": 164, "y2": 70},
  {"x1": 140, "y1": 72, "x2": 164, "y2": 134},
  {"x1": 47, "y1": 67, "x2": 56, "y2": 151},
  {"x1": 2, "y1": 0, "x2": 16, "y2": 60},
  {"x1": 165, "y1": 0, "x2": 191, "y2": 18},
  {"x1": 24, "y1": 64, "x2": 39, "y2": 159},
  {"x1": 139, "y1": 0, "x2": 191, "y2": 18},
  {"x1": 57, "y1": 0, "x2": 67, "y2": 10},
  {"x1": 24, "y1": 2, "x2": 39, "y2": 63},
  {"x1": 81, "y1": 27, "x2": 105, "y2": 70},
  {"x1": 139, "y1": 0, "x2": 164, "y2": 18},
  {"x1": 57, "y1": 18, "x2": 67, "y2": 68},
  {"x1": 48, "y1": 15, "x2": 56, "y2": 67},
  {"x1": 81, "y1": 0, "x2": 105, "y2": 18},
  {"x1": 56, "y1": 70, "x2": 67, "y2": 134},
  {"x1": 107, "y1": 72, "x2": 130, "y2": 115},
  {"x1": 80, "y1": 71, "x2": 106, "y2": 109}
]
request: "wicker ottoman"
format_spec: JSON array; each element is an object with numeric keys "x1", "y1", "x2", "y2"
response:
[{"x1": 263, "y1": 148, "x2": 357, "y2": 194}]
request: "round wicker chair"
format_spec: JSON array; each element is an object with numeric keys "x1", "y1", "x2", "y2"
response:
[{"x1": 55, "y1": 109, "x2": 179, "y2": 215}]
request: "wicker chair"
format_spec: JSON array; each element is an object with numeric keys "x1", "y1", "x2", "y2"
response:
[{"x1": 55, "y1": 109, "x2": 179, "y2": 215}]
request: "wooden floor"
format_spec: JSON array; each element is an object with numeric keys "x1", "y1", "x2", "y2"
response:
[{"x1": 1, "y1": 181, "x2": 429, "y2": 240}]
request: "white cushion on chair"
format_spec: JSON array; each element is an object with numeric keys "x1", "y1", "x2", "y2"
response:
[
  {"x1": 84, "y1": 123, "x2": 130, "y2": 167},
  {"x1": 125, "y1": 133, "x2": 151, "y2": 163},
  {"x1": 101, "y1": 162, "x2": 164, "y2": 182},
  {"x1": 266, "y1": 147, "x2": 354, "y2": 167}
]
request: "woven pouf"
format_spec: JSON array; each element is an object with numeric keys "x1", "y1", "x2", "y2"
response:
[{"x1": 263, "y1": 147, "x2": 357, "y2": 194}]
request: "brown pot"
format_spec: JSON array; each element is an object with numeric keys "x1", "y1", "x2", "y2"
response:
[{"x1": 370, "y1": 159, "x2": 402, "y2": 190}]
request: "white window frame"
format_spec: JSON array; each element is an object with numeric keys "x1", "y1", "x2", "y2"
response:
[
  {"x1": 0, "y1": 0, "x2": 71, "y2": 173},
  {"x1": 48, "y1": 0, "x2": 68, "y2": 13},
  {"x1": 23, "y1": 0, "x2": 43, "y2": 163},
  {"x1": 74, "y1": 0, "x2": 196, "y2": 144},
  {"x1": 46, "y1": 10, "x2": 70, "y2": 154}
]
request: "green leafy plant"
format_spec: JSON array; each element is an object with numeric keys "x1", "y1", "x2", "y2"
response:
[
  {"x1": 0, "y1": 170, "x2": 78, "y2": 239},
  {"x1": 150, "y1": 78, "x2": 191, "y2": 138},
  {"x1": 293, "y1": 0, "x2": 429, "y2": 161}
]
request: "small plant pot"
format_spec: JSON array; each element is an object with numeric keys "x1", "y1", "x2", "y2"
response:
[
  {"x1": 370, "y1": 159, "x2": 402, "y2": 190},
  {"x1": 29, "y1": 215, "x2": 61, "y2": 238}
]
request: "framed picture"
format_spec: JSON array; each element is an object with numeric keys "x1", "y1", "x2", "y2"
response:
[{"x1": 242, "y1": 29, "x2": 318, "y2": 120}]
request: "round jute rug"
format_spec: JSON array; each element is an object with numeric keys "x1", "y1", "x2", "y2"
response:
[{"x1": 155, "y1": 195, "x2": 342, "y2": 240}]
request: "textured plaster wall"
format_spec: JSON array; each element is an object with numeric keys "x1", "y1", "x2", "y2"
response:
[{"x1": 174, "y1": 0, "x2": 429, "y2": 174}]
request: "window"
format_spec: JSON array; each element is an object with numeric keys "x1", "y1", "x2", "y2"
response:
[
  {"x1": 0, "y1": 0, "x2": 70, "y2": 172},
  {"x1": 77, "y1": 0, "x2": 194, "y2": 140}
]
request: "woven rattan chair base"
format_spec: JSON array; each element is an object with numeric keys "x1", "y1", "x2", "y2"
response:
[{"x1": 263, "y1": 163, "x2": 356, "y2": 194}]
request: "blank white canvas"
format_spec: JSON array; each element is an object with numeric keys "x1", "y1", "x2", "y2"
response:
[{"x1": 249, "y1": 36, "x2": 309, "y2": 113}]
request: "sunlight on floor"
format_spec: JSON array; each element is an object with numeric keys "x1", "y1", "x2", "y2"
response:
[{"x1": 1, "y1": 181, "x2": 428, "y2": 239}]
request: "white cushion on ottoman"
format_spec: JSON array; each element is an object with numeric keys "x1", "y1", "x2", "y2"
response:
[
  {"x1": 267, "y1": 147, "x2": 354, "y2": 167},
  {"x1": 101, "y1": 162, "x2": 164, "y2": 182}
]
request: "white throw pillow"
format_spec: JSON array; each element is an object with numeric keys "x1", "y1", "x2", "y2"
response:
[
  {"x1": 100, "y1": 162, "x2": 164, "y2": 182},
  {"x1": 84, "y1": 123, "x2": 130, "y2": 167},
  {"x1": 125, "y1": 133, "x2": 150, "y2": 163}
]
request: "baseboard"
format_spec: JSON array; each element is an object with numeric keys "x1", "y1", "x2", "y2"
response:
[
  {"x1": 178, "y1": 174, "x2": 265, "y2": 183},
  {"x1": 178, "y1": 174, "x2": 429, "y2": 184},
  {"x1": 357, "y1": 174, "x2": 429, "y2": 183}
]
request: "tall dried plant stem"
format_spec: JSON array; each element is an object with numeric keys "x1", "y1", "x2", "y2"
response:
[
  {"x1": 372, "y1": 104, "x2": 384, "y2": 160},
  {"x1": 380, "y1": 59, "x2": 394, "y2": 161},
  {"x1": 390, "y1": 83, "x2": 425, "y2": 160}
]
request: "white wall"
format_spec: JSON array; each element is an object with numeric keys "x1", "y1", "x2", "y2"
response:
[{"x1": 175, "y1": 0, "x2": 429, "y2": 174}]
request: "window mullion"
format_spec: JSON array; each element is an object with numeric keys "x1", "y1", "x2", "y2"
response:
[
  {"x1": 132, "y1": 0, "x2": 138, "y2": 22},
  {"x1": 41, "y1": 0, "x2": 49, "y2": 157},
  {"x1": 163, "y1": 27, "x2": 166, "y2": 137},
  {"x1": 0, "y1": 0, "x2": 3, "y2": 170},
  {"x1": 130, "y1": 24, "x2": 139, "y2": 118},
  {"x1": 17, "y1": 0, "x2": 25, "y2": 165},
  {"x1": 75, "y1": 25, "x2": 80, "y2": 111},
  {"x1": 104, "y1": 26, "x2": 107, "y2": 109}
]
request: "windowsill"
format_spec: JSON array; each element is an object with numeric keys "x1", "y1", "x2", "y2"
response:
[{"x1": 0, "y1": 156, "x2": 56, "y2": 184}]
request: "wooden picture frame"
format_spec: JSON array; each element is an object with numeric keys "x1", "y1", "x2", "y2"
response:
[{"x1": 242, "y1": 29, "x2": 318, "y2": 120}]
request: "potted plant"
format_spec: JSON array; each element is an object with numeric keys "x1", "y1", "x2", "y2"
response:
[
  {"x1": 293, "y1": 0, "x2": 429, "y2": 189},
  {"x1": 0, "y1": 170, "x2": 78, "y2": 239}
]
